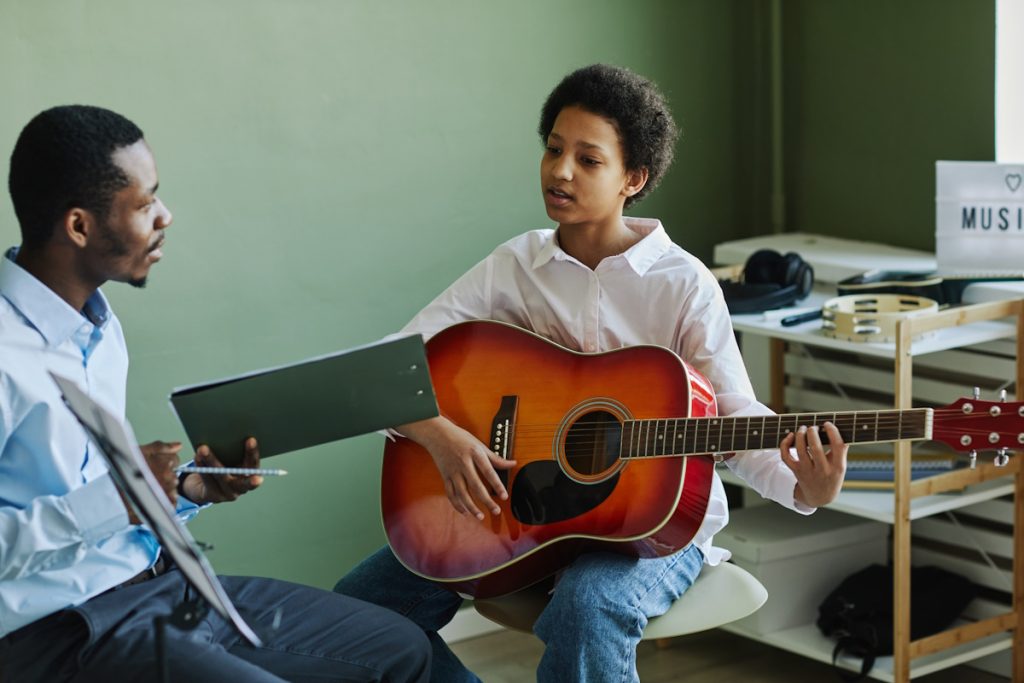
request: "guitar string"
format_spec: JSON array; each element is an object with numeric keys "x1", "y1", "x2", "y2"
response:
[
  {"x1": 498, "y1": 414, "x2": 1016, "y2": 450},
  {"x1": 505, "y1": 423, "x2": 1006, "y2": 438},
  {"x1": 504, "y1": 416, "x2": 1006, "y2": 437},
  {"x1": 504, "y1": 431, "x2": 1008, "y2": 449},
  {"x1": 480, "y1": 410, "x2": 1018, "y2": 453},
  {"x1": 496, "y1": 410, "x2": 1011, "y2": 432}
]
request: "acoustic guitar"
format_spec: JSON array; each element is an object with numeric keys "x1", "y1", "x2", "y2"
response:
[{"x1": 381, "y1": 320, "x2": 1022, "y2": 598}]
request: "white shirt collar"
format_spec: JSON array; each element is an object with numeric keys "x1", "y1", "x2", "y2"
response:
[{"x1": 531, "y1": 217, "x2": 672, "y2": 276}]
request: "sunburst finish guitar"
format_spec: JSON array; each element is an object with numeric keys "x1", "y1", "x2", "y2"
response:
[{"x1": 381, "y1": 320, "x2": 1023, "y2": 599}]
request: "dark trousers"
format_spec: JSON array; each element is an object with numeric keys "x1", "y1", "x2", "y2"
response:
[{"x1": 0, "y1": 570, "x2": 430, "y2": 683}]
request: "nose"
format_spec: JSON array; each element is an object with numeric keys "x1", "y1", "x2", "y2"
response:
[
  {"x1": 156, "y1": 198, "x2": 172, "y2": 230},
  {"x1": 551, "y1": 154, "x2": 573, "y2": 181}
]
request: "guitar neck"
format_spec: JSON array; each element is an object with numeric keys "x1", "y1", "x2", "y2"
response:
[{"x1": 621, "y1": 409, "x2": 933, "y2": 458}]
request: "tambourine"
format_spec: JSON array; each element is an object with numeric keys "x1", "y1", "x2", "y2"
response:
[{"x1": 821, "y1": 294, "x2": 939, "y2": 343}]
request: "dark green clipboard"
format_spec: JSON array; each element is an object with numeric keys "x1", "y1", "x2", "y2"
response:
[{"x1": 169, "y1": 335, "x2": 437, "y2": 465}]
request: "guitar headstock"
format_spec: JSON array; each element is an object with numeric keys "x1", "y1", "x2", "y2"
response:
[{"x1": 934, "y1": 392, "x2": 1024, "y2": 466}]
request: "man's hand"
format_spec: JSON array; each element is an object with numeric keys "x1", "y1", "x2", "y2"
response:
[
  {"x1": 118, "y1": 440, "x2": 183, "y2": 524},
  {"x1": 180, "y1": 437, "x2": 263, "y2": 505},
  {"x1": 780, "y1": 422, "x2": 848, "y2": 508},
  {"x1": 398, "y1": 416, "x2": 516, "y2": 520}
]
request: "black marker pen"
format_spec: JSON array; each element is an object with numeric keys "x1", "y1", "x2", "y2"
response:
[{"x1": 780, "y1": 309, "x2": 822, "y2": 327}]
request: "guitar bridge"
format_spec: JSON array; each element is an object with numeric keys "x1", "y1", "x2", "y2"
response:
[{"x1": 490, "y1": 396, "x2": 518, "y2": 487}]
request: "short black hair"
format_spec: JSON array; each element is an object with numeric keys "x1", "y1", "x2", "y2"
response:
[
  {"x1": 8, "y1": 105, "x2": 144, "y2": 247},
  {"x1": 539, "y1": 64, "x2": 679, "y2": 208}
]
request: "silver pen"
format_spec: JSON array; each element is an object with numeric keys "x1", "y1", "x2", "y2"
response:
[{"x1": 175, "y1": 466, "x2": 288, "y2": 477}]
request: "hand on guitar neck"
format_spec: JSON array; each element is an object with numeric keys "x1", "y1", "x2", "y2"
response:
[
  {"x1": 781, "y1": 423, "x2": 848, "y2": 508},
  {"x1": 396, "y1": 415, "x2": 517, "y2": 520}
]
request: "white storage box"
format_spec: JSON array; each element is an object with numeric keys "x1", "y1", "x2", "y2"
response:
[
  {"x1": 712, "y1": 232, "x2": 935, "y2": 286},
  {"x1": 714, "y1": 504, "x2": 888, "y2": 636}
]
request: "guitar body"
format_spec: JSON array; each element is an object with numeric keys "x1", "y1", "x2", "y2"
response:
[{"x1": 382, "y1": 320, "x2": 717, "y2": 598}]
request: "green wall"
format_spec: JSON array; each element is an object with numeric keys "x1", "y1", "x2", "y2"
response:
[
  {"x1": 0, "y1": 0, "x2": 748, "y2": 589},
  {"x1": 781, "y1": 0, "x2": 995, "y2": 250},
  {"x1": 0, "y1": 1, "x2": 998, "y2": 589}
]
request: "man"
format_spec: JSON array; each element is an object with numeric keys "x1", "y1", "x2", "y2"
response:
[{"x1": 0, "y1": 105, "x2": 430, "y2": 682}]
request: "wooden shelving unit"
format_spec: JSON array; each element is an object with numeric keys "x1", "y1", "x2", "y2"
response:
[{"x1": 727, "y1": 299, "x2": 1024, "y2": 682}]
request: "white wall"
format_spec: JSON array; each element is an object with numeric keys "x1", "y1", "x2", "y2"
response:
[{"x1": 997, "y1": 0, "x2": 1024, "y2": 161}]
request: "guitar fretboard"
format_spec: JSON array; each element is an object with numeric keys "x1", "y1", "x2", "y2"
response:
[{"x1": 620, "y1": 409, "x2": 932, "y2": 458}]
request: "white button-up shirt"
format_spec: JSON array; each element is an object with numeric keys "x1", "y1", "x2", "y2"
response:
[{"x1": 399, "y1": 218, "x2": 812, "y2": 564}]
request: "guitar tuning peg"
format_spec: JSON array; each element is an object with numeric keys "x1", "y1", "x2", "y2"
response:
[
  {"x1": 995, "y1": 448, "x2": 1010, "y2": 467},
  {"x1": 973, "y1": 387, "x2": 981, "y2": 400},
  {"x1": 1001, "y1": 389, "x2": 1008, "y2": 402},
  {"x1": 969, "y1": 450, "x2": 978, "y2": 469}
]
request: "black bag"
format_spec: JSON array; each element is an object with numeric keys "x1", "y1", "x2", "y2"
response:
[{"x1": 816, "y1": 563, "x2": 976, "y2": 681}]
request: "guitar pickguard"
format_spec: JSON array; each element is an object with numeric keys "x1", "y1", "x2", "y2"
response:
[{"x1": 510, "y1": 460, "x2": 619, "y2": 525}]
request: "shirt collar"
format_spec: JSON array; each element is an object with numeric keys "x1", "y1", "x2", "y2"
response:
[
  {"x1": 0, "y1": 247, "x2": 112, "y2": 347},
  {"x1": 531, "y1": 217, "x2": 671, "y2": 275}
]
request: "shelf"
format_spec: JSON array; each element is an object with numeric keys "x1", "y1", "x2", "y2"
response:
[
  {"x1": 721, "y1": 620, "x2": 1011, "y2": 682},
  {"x1": 718, "y1": 243, "x2": 1023, "y2": 681},
  {"x1": 730, "y1": 292, "x2": 1017, "y2": 359},
  {"x1": 719, "y1": 468, "x2": 1015, "y2": 524}
]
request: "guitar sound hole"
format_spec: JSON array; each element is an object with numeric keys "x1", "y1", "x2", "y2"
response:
[{"x1": 564, "y1": 410, "x2": 623, "y2": 477}]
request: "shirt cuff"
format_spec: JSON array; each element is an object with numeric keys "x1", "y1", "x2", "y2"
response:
[
  {"x1": 173, "y1": 461, "x2": 212, "y2": 519},
  {"x1": 780, "y1": 468, "x2": 816, "y2": 515}
]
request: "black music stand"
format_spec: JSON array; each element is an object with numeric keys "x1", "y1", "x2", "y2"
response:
[{"x1": 49, "y1": 371, "x2": 262, "y2": 682}]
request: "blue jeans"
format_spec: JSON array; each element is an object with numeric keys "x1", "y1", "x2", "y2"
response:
[{"x1": 334, "y1": 544, "x2": 704, "y2": 683}]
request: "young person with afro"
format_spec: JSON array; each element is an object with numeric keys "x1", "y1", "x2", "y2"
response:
[{"x1": 335, "y1": 64, "x2": 848, "y2": 683}]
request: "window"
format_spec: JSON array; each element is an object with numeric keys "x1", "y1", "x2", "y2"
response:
[{"x1": 997, "y1": 0, "x2": 1024, "y2": 161}]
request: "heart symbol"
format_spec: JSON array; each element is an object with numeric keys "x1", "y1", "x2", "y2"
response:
[{"x1": 1008, "y1": 173, "x2": 1023, "y2": 193}]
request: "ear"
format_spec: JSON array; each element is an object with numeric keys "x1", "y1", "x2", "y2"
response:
[
  {"x1": 58, "y1": 208, "x2": 95, "y2": 248},
  {"x1": 623, "y1": 167, "x2": 649, "y2": 198}
]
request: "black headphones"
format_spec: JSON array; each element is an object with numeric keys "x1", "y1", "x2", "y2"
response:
[{"x1": 719, "y1": 249, "x2": 814, "y2": 314}]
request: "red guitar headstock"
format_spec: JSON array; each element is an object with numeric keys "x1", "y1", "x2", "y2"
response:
[{"x1": 933, "y1": 397, "x2": 1024, "y2": 457}]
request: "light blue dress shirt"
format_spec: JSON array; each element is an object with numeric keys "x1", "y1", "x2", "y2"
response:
[{"x1": 0, "y1": 248, "x2": 199, "y2": 637}]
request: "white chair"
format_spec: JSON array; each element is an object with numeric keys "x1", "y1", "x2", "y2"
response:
[{"x1": 474, "y1": 561, "x2": 767, "y2": 641}]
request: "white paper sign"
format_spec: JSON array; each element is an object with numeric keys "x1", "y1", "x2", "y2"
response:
[{"x1": 936, "y1": 161, "x2": 1024, "y2": 274}]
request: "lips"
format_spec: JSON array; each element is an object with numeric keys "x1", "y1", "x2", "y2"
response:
[
  {"x1": 546, "y1": 186, "x2": 573, "y2": 206},
  {"x1": 148, "y1": 239, "x2": 165, "y2": 260}
]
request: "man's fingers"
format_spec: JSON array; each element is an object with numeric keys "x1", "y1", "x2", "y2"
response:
[
  {"x1": 197, "y1": 445, "x2": 223, "y2": 466},
  {"x1": 238, "y1": 438, "x2": 263, "y2": 490},
  {"x1": 242, "y1": 437, "x2": 260, "y2": 467},
  {"x1": 142, "y1": 440, "x2": 182, "y2": 452}
]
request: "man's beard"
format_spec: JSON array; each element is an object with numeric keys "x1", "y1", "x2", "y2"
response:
[{"x1": 98, "y1": 223, "x2": 148, "y2": 288}]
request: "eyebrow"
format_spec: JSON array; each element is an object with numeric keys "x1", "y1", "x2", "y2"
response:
[{"x1": 548, "y1": 132, "x2": 606, "y2": 152}]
